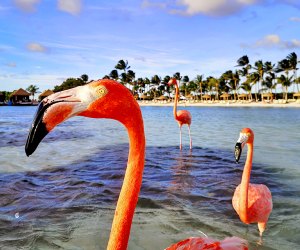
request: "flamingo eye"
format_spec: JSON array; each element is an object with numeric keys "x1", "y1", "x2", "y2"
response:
[{"x1": 95, "y1": 86, "x2": 108, "y2": 98}]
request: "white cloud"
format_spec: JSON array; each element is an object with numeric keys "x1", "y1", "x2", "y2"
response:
[
  {"x1": 242, "y1": 34, "x2": 300, "y2": 49},
  {"x1": 290, "y1": 17, "x2": 300, "y2": 22},
  {"x1": 5, "y1": 62, "x2": 17, "y2": 67},
  {"x1": 13, "y1": 0, "x2": 40, "y2": 12},
  {"x1": 57, "y1": 0, "x2": 81, "y2": 15},
  {"x1": 255, "y1": 34, "x2": 281, "y2": 47},
  {"x1": 143, "y1": 0, "x2": 263, "y2": 16},
  {"x1": 26, "y1": 43, "x2": 48, "y2": 52}
]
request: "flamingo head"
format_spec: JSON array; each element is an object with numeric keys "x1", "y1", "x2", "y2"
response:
[
  {"x1": 234, "y1": 128, "x2": 254, "y2": 163},
  {"x1": 25, "y1": 79, "x2": 139, "y2": 156},
  {"x1": 168, "y1": 78, "x2": 178, "y2": 86}
]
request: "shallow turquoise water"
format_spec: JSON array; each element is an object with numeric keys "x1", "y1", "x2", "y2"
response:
[{"x1": 0, "y1": 105, "x2": 299, "y2": 249}]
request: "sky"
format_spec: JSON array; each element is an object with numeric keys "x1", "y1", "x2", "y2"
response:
[{"x1": 0, "y1": 0, "x2": 300, "y2": 92}]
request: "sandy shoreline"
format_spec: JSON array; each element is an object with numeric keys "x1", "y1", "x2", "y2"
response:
[{"x1": 137, "y1": 100, "x2": 300, "y2": 108}]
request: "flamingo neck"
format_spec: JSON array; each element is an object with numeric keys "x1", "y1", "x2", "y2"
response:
[
  {"x1": 173, "y1": 84, "x2": 179, "y2": 120},
  {"x1": 107, "y1": 109, "x2": 145, "y2": 250},
  {"x1": 239, "y1": 141, "x2": 253, "y2": 224}
]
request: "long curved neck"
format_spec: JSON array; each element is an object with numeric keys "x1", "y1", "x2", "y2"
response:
[
  {"x1": 239, "y1": 142, "x2": 253, "y2": 223},
  {"x1": 107, "y1": 109, "x2": 145, "y2": 250},
  {"x1": 173, "y1": 83, "x2": 179, "y2": 119}
]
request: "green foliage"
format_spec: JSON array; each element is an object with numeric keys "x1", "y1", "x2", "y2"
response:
[
  {"x1": 0, "y1": 91, "x2": 12, "y2": 101},
  {"x1": 81, "y1": 74, "x2": 89, "y2": 82},
  {"x1": 53, "y1": 78, "x2": 86, "y2": 92},
  {"x1": 26, "y1": 84, "x2": 39, "y2": 100}
]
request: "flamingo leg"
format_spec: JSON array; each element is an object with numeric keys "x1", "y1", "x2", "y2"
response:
[
  {"x1": 258, "y1": 221, "x2": 266, "y2": 237},
  {"x1": 179, "y1": 126, "x2": 182, "y2": 150},
  {"x1": 188, "y1": 125, "x2": 192, "y2": 150}
]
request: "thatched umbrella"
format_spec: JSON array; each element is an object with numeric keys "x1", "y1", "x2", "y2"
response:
[
  {"x1": 262, "y1": 93, "x2": 274, "y2": 101},
  {"x1": 238, "y1": 93, "x2": 248, "y2": 100},
  {"x1": 186, "y1": 94, "x2": 194, "y2": 100},
  {"x1": 220, "y1": 93, "x2": 231, "y2": 100},
  {"x1": 140, "y1": 94, "x2": 150, "y2": 100},
  {"x1": 39, "y1": 89, "x2": 54, "y2": 101},
  {"x1": 202, "y1": 94, "x2": 211, "y2": 100},
  {"x1": 157, "y1": 95, "x2": 168, "y2": 100},
  {"x1": 293, "y1": 92, "x2": 300, "y2": 99}
]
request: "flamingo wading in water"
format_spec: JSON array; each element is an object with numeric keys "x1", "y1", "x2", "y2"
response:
[
  {"x1": 232, "y1": 128, "x2": 273, "y2": 237},
  {"x1": 25, "y1": 79, "x2": 247, "y2": 250},
  {"x1": 168, "y1": 78, "x2": 192, "y2": 150}
]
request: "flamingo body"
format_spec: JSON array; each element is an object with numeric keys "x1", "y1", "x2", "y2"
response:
[
  {"x1": 233, "y1": 183, "x2": 272, "y2": 226},
  {"x1": 233, "y1": 128, "x2": 272, "y2": 236},
  {"x1": 176, "y1": 110, "x2": 192, "y2": 127},
  {"x1": 166, "y1": 236, "x2": 248, "y2": 250}
]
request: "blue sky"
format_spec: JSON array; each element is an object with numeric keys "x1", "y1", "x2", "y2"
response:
[{"x1": 0, "y1": 0, "x2": 300, "y2": 92}]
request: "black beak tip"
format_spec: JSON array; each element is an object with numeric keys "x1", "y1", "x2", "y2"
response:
[
  {"x1": 25, "y1": 101, "x2": 50, "y2": 157},
  {"x1": 234, "y1": 142, "x2": 242, "y2": 164}
]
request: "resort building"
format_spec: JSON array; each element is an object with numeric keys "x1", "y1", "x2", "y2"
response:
[{"x1": 9, "y1": 88, "x2": 31, "y2": 104}]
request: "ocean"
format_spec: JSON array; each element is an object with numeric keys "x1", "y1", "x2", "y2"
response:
[{"x1": 0, "y1": 105, "x2": 299, "y2": 249}]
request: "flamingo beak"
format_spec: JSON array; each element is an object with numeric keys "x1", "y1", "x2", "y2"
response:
[
  {"x1": 234, "y1": 143, "x2": 242, "y2": 163},
  {"x1": 25, "y1": 87, "x2": 86, "y2": 156},
  {"x1": 234, "y1": 133, "x2": 248, "y2": 163}
]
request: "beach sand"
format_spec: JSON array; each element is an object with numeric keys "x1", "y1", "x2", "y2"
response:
[{"x1": 138, "y1": 99, "x2": 300, "y2": 108}]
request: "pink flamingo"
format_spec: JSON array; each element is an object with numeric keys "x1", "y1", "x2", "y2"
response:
[
  {"x1": 168, "y1": 78, "x2": 192, "y2": 150},
  {"x1": 25, "y1": 79, "x2": 247, "y2": 250},
  {"x1": 232, "y1": 128, "x2": 273, "y2": 237},
  {"x1": 166, "y1": 236, "x2": 248, "y2": 250}
]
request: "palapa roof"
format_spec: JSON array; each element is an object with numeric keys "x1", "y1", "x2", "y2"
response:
[
  {"x1": 39, "y1": 89, "x2": 54, "y2": 97},
  {"x1": 140, "y1": 94, "x2": 151, "y2": 100},
  {"x1": 220, "y1": 93, "x2": 231, "y2": 97},
  {"x1": 262, "y1": 92, "x2": 273, "y2": 96},
  {"x1": 202, "y1": 94, "x2": 211, "y2": 98},
  {"x1": 293, "y1": 92, "x2": 300, "y2": 97},
  {"x1": 157, "y1": 95, "x2": 168, "y2": 100},
  {"x1": 238, "y1": 93, "x2": 248, "y2": 97},
  {"x1": 10, "y1": 88, "x2": 30, "y2": 96}
]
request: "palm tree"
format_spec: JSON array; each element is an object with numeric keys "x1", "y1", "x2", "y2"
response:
[
  {"x1": 109, "y1": 69, "x2": 119, "y2": 80},
  {"x1": 275, "y1": 58, "x2": 293, "y2": 97},
  {"x1": 295, "y1": 76, "x2": 300, "y2": 93},
  {"x1": 114, "y1": 60, "x2": 135, "y2": 90},
  {"x1": 263, "y1": 72, "x2": 276, "y2": 94},
  {"x1": 162, "y1": 75, "x2": 171, "y2": 98},
  {"x1": 232, "y1": 70, "x2": 240, "y2": 100},
  {"x1": 253, "y1": 60, "x2": 265, "y2": 101},
  {"x1": 150, "y1": 75, "x2": 161, "y2": 99},
  {"x1": 207, "y1": 76, "x2": 219, "y2": 100},
  {"x1": 286, "y1": 52, "x2": 299, "y2": 92},
  {"x1": 248, "y1": 72, "x2": 260, "y2": 101},
  {"x1": 115, "y1": 59, "x2": 130, "y2": 72},
  {"x1": 222, "y1": 70, "x2": 238, "y2": 99},
  {"x1": 136, "y1": 78, "x2": 145, "y2": 94},
  {"x1": 236, "y1": 55, "x2": 251, "y2": 98},
  {"x1": 277, "y1": 74, "x2": 293, "y2": 101},
  {"x1": 81, "y1": 74, "x2": 89, "y2": 83},
  {"x1": 194, "y1": 75, "x2": 204, "y2": 101},
  {"x1": 182, "y1": 75, "x2": 189, "y2": 97},
  {"x1": 239, "y1": 81, "x2": 252, "y2": 100},
  {"x1": 120, "y1": 70, "x2": 135, "y2": 89},
  {"x1": 144, "y1": 77, "x2": 151, "y2": 93},
  {"x1": 26, "y1": 85, "x2": 39, "y2": 101}
]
